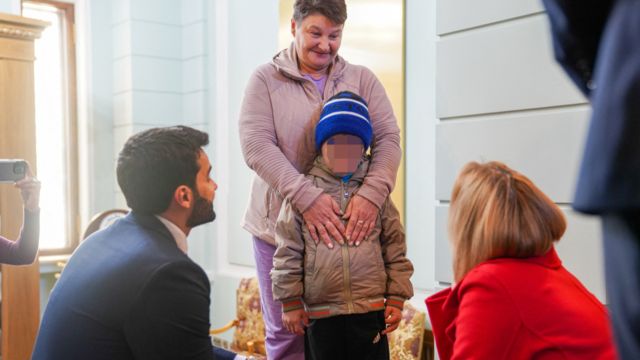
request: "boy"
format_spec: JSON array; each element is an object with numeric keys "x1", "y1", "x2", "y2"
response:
[{"x1": 271, "y1": 91, "x2": 414, "y2": 360}]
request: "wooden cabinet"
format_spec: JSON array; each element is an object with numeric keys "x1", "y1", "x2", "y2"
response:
[{"x1": 0, "y1": 12, "x2": 46, "y2": 360}]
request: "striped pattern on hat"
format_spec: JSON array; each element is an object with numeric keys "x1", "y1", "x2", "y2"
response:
[{"x1": 315, "y1": 91, "x2": 373, "y2": 151}]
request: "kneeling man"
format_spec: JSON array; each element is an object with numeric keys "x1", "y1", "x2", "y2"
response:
[{"x1": 34, "y1": 126, "x2": 234, "y2": 359}]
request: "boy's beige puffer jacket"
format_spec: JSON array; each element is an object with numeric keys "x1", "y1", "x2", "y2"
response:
[{"x1": 271, "y1": 157, "x2": 414, "y2": 319}]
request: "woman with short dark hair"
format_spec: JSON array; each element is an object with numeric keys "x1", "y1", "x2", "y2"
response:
[
  {"x1": 239, "y1": 0, "x2": 402, "y2": 358},
  {"x1": 427, "y1": 161, "x2": 617, "y2": 359}
]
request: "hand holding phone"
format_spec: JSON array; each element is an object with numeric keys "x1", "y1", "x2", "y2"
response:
[
  {"x1": 0, "y1": 159, "x2": 28, "y2": 183},
  {"x1": 0, "y1": 160, "x2": 40, "y2": 211},
  {"x1": 15, "y1": 175, "x2": 41, "y2": 212}
]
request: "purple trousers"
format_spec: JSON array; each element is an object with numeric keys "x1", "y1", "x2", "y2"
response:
[{"x1": 253, "y1": 236, "x2": 305, "y2": 360}]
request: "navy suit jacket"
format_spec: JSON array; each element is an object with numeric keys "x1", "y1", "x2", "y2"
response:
[
  {"x1": 543, "y1": 0, "x2": 640, "y2": 214},
  {"x1": 33, "y1": 212, "x2": 232, "y2": 360}
]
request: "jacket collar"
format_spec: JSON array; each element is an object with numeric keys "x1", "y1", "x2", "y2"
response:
[
  {"x1": 124, "y1": 211, "x2": 176, "y2": 246},
  {"x1": 425, "y1": 246, "x2": 562, "y2": 360},
  {"x1": 308, "y1": 155, "x2": 369, "y2": 184},
  {"x1": 154, "y1": 215, "x2": 189, "y2": 254},
  {"x1": 446, "y1": 247, "x2": 562, "y2": 296},
  {"x1": 519, "y1": 246, "x2": 562, "y2": 269},
  {"x1": 272, "y1": 43, "x2": 347, "y2": 82}
]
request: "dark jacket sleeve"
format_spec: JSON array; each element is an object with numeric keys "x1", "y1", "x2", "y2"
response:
[
  {"x1": 124, "y1": 260, "x2": 215, "y2": 359},
  {"x1": 542, "y1": 0, "x2": 614, "y2": 96},
  {"x1": 0, "y1": 209, "x2": 39, "y2": 265}
]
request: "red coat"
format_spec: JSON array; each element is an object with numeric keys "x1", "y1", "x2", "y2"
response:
[{"x1": 426, "y1": 248, "x2": 617, "y2": 359}]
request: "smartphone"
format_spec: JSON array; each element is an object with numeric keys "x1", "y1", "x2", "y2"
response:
[{"x1": 0, "y1": 160, "x2": 28, "y2": 183}]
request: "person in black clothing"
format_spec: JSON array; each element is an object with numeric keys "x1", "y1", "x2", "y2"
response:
[{"x1": 542, "y1": 1, "x2": 640, "y2": 358}]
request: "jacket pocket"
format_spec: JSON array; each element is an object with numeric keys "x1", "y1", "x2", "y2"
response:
[
  {"x1": 373, "y1": 241, "x2": 387, "y2": 285},
  {"x1": 373, "y1": 238, "x2": 385, "y2": 270},
  {"x1": 306, "y1": 243, "x2": 343, "y2": 305},
  {"x1": 302, "y1": 226, "x2": 317, "y2": 273},
  {"x1": 303, "y1": 237, "x2": 318, "y2": 300}
]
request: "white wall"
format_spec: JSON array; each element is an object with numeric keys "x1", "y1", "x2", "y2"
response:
[
  {"x1": 108, "y1": 0, "x2": 215, "y2": 271},
  {"x1": 86, "y1": 0, "x2": 116, "y2": 216},
  {"x1": 405, "y1": 0, "x2": 437, "y2": 301},
  {"x1": 207, "y1": 0, "x2": 279, "y2": 338},
  {"x1": 432, "y1": 0, "x2": 605, "y2": 301}
]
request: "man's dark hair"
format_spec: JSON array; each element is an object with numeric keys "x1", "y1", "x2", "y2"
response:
[
  {"x1": 116, "y1": 126, "x2": 209, "y2": 214},
  {"x1": 293, "y1": 0, "x2": 347, "y2": 25}
]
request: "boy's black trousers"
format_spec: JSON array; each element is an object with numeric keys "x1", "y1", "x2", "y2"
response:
[{"x1": 304, "y1": 310, "x2": 389, "y2": 360}]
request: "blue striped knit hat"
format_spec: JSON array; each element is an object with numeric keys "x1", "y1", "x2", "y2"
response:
[{"x1": 315, "y1": 91, "x2": 373, "y2": 151}]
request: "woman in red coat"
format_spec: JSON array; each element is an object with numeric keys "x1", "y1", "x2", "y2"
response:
[{"x1": 426, "y1": 161, "x2": 617, "y2": 359}]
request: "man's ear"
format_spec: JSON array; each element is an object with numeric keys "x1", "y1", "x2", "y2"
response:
[
  {"x1": 173, "y1": 185, "x2": 194, "y2": 209},
  {"x1": 291, "y1": 18, "x2": 296, "y2": 37}
]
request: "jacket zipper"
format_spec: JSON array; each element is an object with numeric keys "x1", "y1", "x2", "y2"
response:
[
  {"x1": 307, "y1": 81, "x2": 325, "y2": 104},
  {"x1": 340, "y1": 180, "x2": 354, "y2": 313}
]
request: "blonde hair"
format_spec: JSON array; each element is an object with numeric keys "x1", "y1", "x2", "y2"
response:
[{"x1": 449, "y1": 161, "x2": 566, "y2": 282}]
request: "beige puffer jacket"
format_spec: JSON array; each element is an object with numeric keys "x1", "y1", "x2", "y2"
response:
[
  {"x1": 271, "y1": 157, "x2": 414, "y2": 319},
  {"x1": 239, "y1": 45, "x2": 401, "y2": 245}
]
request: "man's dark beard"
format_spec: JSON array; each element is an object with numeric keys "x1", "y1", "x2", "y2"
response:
[{"x1": 186, "y1": 192, "x2": 216, "y2": 228}]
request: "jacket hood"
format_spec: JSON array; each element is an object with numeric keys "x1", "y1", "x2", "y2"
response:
[
  {"x1": 272, "y1": 43, "x2": 347, "y2": 82},
  {"x1": 308, "y1": 155, "x2": 369, "y2": 184}
]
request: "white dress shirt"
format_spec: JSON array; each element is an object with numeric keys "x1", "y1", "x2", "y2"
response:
[{"x1": 154, "y1": 215, "x2": 188, "y2": 254}]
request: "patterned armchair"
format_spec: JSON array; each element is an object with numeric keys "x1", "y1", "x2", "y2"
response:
[
  {"x1": 211, "y1": 279, "x2": 435, "y2": 360},
  {"x1": 388, "y1": 302, "x2": 434, "y2": 360},
  {"x1": 210, "y1": 277, "x2": 266, "y2": 359}
]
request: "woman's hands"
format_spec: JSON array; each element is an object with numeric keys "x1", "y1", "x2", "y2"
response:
[
  {"x1": 15, "y1": 166, "x2": 40, "y2": 212},
  {"x1": 343, "y1": 195, "x2": 378, "y2": 246},
  {"x1": 302, "y1": 194, "x2": 379, "y2": 248},
  {"x1": 302, "y1": 194, "x2": 345, "y2": 248},
  {"x1": 282, "y1": 309, "x2": 309, "y2": 335}
]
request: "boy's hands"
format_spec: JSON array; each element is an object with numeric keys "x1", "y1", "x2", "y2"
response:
[
  {"x1": 283, "y1": 307, "x2": 400, "y2": 335},
  {"x1": 282, "y1": 309, "x2": 309, "y2": 335},
  {"x1": 381, "y1": 306, "x2": 402, "y2": 335},
  {"x1": 343, "y1": 195, "x2": 378, "y2": 246}
]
